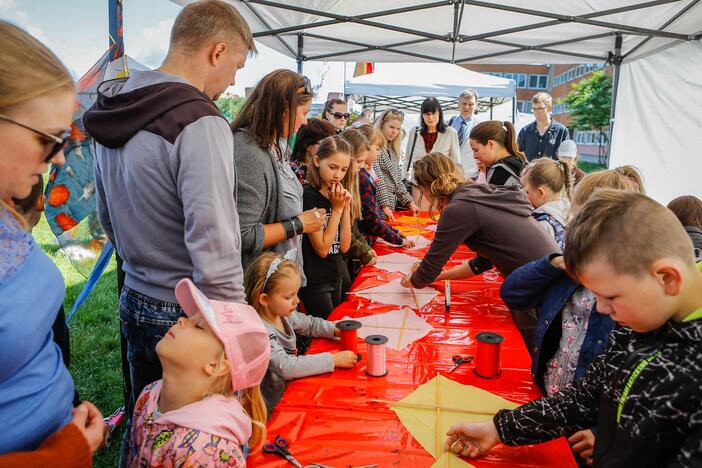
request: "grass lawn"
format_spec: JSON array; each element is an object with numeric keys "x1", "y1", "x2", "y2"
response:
[{"x1": 34, "y1": 216, "x2": 123, "y2": 467}]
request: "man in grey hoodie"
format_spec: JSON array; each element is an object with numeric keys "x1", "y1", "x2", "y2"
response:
[{"x1": 83, "y1": 1, "x2": 255, "y2": 463}]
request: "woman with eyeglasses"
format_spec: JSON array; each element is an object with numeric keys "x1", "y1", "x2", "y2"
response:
[
  {"x1": 0, "y1": 21, "x2": 103, "y2": 462},
  {"x1": 232, "y1": 70, "x2": 326, "y2": 275},
  {"x1": 405, "y1": 98, "x2": 460, "y2": 209},
  {"x1": 373, "y1": 109, "x2": 419, "y2": 220},
  {"x1": 322, "y1": 98, "x2": 349, "y2": 132}
]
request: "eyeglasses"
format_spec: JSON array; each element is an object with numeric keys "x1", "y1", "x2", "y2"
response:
[
  {"x1": 532, "y1": 106, "x2": 548, "y2": 111},
  {"x1": 386, "y1": 109, "x2": 404, "y2": 117},
  {"x1": 0, "y1": 113, "x2": 70, "y2": 163},
  {"x1": 301, "y1": 76, "x2": 314, "y2": 95},
  {"x1": 332, "y1": 112, "x2": 350, "y2": 120}
]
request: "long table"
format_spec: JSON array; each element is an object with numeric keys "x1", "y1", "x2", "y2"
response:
[{"x1": 248, "y1": 214, "x2": 575, "y2": 467}]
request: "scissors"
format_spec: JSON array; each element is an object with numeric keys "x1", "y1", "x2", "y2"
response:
[
  {"x1": 449, "y1": 354, "x2": 474, "y2": 372},
  {"x1": 264, "y1": 435, "x2": 304, "y2": 467}
]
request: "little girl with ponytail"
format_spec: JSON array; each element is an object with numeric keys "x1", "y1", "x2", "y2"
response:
[
  {"x1": 521, "y1": 157, "x2": 572, "y2": 249},
  {"x1": 469, "y1": 121, "x2": 526, "y2": 187}
]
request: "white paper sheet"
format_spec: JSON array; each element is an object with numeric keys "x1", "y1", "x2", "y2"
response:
[
  {"x1": 341, "y1": 308, "x2": 433, "y2": 350},
  {"x1": 352, "y1": 279, "x2": 439, "y2": 309}
]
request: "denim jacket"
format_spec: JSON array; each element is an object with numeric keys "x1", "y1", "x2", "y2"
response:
[{"x1": 500, "y1": 255, "x2": 614, "y2": 394}]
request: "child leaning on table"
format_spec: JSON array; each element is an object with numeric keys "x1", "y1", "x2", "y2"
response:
[
  {"x1": 244, "y1": 251, "x2": 358, "y2": 414},
  {"x1": 445, "y1": 190, "x2": 702, "y2": 467}
]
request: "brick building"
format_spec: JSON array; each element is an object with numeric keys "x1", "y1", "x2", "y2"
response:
[{"x1": 463, "y1": 63, "x2": 612, "y2": 163}]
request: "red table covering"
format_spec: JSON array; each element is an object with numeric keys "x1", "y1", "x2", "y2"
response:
[{"x1": 248, "y1": 213, "x2": 575, "y2": 467}]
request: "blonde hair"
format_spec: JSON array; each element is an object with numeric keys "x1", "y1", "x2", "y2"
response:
[
  {"x1": 531, "y1": 92, "x2": 553, "y2": 109},
  {"x1": 412, "y1": 152, "x2": 468, "y2": 214},
  {"x1": 202, "y1": 356, "x2": 267, "y2": 450},
  {"x1": 375, "y1": 109, "x2": 404, "y2": 158},
  {"x1": 331, "y1": 131, "x2": 363, "y2": 221},
  {"x1": 244, "y1": 252, "x2": 302, "y2": 315},
  {"x1": 356, "y1": 124, "x2": 386, "y2": 149},
  {"x1": 522, "y1": 157, "x2": 573, "y2": 199},
  {"x1": 564, "y1": 190, "x2": 695, "y2": 279},
  {"x1": 571, "y1": 165, "x2": 644, "y2": 211},
  {"x1": 0, "y1": 21, "x2": 74, "y2": 227},
  {"x1": 169, "y1": 0, "x2": 256, "y2": 54}
]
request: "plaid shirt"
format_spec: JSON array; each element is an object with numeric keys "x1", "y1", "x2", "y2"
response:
[
  {"x1": 373, "y1": 147, "x2": 414, "y2": 212},
  {"x1": 358, "y1": 168, "x2": 403, "y2": 245}
]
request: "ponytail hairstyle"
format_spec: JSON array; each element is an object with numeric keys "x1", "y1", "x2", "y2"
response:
[
  {"x1": 522, "y1": 157, "x2": 573, "y2": 199},
  {"x1": 339, "y1": 128, "x2": 368, "y2": 221},
  {"x1": 239, "y1": 386, "x2": 267, "y2": 451},
  {"x1": 375, "y1": 108, "x2": 405, "y2": 158},
  {"x1": 469, "y1": 120, "x2": 526, "y2": 162},
  {"x1": 322, "y1": 98, "x2": 346, "y2": 119},
  {"x1": 412, "y1": 152, "x2": 468, "y2": 215}
]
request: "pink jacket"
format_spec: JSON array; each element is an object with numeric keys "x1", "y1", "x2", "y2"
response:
[{"x1": 128, "y1": 380, "x2": 251, "y2": 467}]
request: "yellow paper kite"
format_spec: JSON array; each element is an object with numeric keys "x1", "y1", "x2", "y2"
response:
[
  {"x1": 385, "y1": 374, "x2": 519, "y2": 467},
  {"x1": 394, "y1": 215, "x2": 436, "y2": 226},
  {"x1": 395, "y1": 225, "x2": 431, "y2": 236}
]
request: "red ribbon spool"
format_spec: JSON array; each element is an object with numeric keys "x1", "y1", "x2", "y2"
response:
[
  {"x1": 474, "y1": 332, "x2": 504, "y2": 379},
  {"x1": 336, "y1": 320, "x2": 362, "y2": 354}
]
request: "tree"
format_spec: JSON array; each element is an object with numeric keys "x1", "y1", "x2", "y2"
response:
[
  {"x1": 216, "y1": 95, "x2": 247, "y2": 122},
  {"x1": 559, "y1": 70, "x2": 612, "y2": 164}
]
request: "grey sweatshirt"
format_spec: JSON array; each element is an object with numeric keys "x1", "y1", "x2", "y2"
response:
[
  {"x1": 533, "y1": 198, "x2": 570, "y2": 240},
  {"x1": 84, "y1": 70, "x2": 244, "y2": 303},
  {"x1": 261, "y1": 311, "x2": 336, "y2": 413},
  {"x1": 411, "y1": 183, "x2": 560, "y2": 288}
]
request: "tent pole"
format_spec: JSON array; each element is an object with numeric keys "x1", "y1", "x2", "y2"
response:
[
  {"x1": 512, "y1": 96, "x2": 516, "y2": 124},
  {"x1": 489, "y1": 97, "x2": 493, "y2": 119},
  {"x1": 606, "y1": 33, "x2": 623, "y2": 167},
  {"x1": 297, "y1": 33, "x2": 304, "y2": 75}
]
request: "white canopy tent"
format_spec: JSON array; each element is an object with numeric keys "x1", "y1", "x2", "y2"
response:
[
  {"x1": 344, "y1": 62, "x2": 516, "y2": 114},
  {"x1": 170, "y1": 0, "x2": 702, "y2": 202}
]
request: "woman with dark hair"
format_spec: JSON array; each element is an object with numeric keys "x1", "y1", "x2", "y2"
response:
[
  {"x1": 322, "y1": 98, "x2": 349, "y2": 132},
  {"x1": 404, "y1": 98, "x2": 460, "y2": 180},
  {"x1": 232, "y1": 69, "x2": 326, "y2": 273},
  {"x1": 470, "y1": 120, "x2": 526, "y2": 187},
  {"x1": 290, "y1": 118, "x2": 336, "y2": 184}
]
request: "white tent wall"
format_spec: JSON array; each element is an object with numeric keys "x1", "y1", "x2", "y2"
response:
[{"x1": 609, "y1": 40, "x2": 702, "y2": 204}]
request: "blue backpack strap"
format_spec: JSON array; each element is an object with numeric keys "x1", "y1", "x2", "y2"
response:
[{"x1": 532, "y1": 212, "x2": 566, "y2": 249}]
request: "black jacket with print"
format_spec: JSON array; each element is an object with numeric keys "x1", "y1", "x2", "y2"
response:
[{"x1": 494, "y1": 320, "x2": 702, "y2": 467}]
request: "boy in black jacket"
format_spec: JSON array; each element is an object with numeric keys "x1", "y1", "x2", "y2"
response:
[{"x1": 444, "y1": 190, "x2": 702, "y2": 467}]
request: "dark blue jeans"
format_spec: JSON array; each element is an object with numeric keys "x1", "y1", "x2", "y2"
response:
[{"x1": 118, "y1": 286, "x2": 184, "y2": 467}]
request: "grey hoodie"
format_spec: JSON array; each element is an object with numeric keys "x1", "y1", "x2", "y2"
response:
[
  {"x1": 411, "y1": 183, "x2": 560, "y2": 288},
  {"x1": 84, "y1": 70, "x2": 244, "y2": 303}
]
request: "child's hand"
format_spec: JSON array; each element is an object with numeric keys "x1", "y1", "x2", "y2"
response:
[
  {"x1": 329, "y1": 183, "x2": 346, "y2": 211},
  {"x1": 332, "y1": 350, "x2": 358, "y2": 368},
  {"x1": 382, "y1": 206, "x2": 396, "y2": 221},
  {"x1": 299, "y1": 208, "x2": 326, "y2": 233},
  {"x1": 400, "y1": 273, "x2": 413, "y2": 288},
  {"x1": 568, "y1": 429, "x2": 595, "y2": 463},
  {"x1": 342, "y1": 188, "x2": 352, "y2": 209},
  {"x1": 409, "y1": 201, "x2": 420, "y2": 216},
  {"x1": 402, "y1": 238, "x2": 416, "y2": 248},
  {"x1": 71, "y1": 401, "x2": 105, "y2": 454},
  {"x1": 444, "y1": 420, "x2": 500, "y2": 458}
]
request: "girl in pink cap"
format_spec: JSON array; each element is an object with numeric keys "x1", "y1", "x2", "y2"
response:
[{"x1": 127, "y1": 279, "x2": 270, "y2": 467}]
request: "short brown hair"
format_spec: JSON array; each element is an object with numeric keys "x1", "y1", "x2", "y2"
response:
[
  {"x1": 564, "y1": 190, "x2": 695, "y2": 279},
  {"x1": 170, "y1": 0, "x2": 255, "y2": 53},
  {"x1": 668, "y1": 195, "x2": 702, "y2": 229},
  {"x1": 532, "y1": 92, "x2": 553, "y2": 108}
]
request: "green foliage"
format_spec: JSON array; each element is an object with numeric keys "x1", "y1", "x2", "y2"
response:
[
  {"x1": 560, "y1": 70, "x2": 612, "y2": 131},
  {"x1": 216, "y1": 95, "x2": 247, "y2": 122}
]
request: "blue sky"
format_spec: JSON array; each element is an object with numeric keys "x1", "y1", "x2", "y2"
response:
[{"x1": 1, "y1": 0, "x2": 346, "y2": 100}]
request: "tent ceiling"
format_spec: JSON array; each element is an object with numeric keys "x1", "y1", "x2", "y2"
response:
[{"x1": 172, "y1": 0, "x2": 701, "y2": 64}]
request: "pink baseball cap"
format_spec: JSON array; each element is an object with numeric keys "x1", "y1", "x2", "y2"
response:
[{"x1": 175, "y1": 279, "x2": 270, "y2": 392}]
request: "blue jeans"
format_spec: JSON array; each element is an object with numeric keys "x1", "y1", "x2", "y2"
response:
[{"x1": 118, "y1": 286, "x2": 184, "y2": 467}]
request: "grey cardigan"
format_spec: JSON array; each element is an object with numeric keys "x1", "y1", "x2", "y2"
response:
[{"x1": 232, "y1": 129, "x2": 280, "y2": 269}]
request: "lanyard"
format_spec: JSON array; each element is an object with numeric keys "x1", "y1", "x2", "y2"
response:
[{"x1": 616, "y1": 350, "x2": 661, "y2": 424}]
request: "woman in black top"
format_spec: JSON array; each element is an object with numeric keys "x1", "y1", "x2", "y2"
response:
[{"x1": 470, "y1": 121, "x2": 527, "y2": 187}]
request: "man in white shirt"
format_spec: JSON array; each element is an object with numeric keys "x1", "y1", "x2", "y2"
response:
[{"x1": 449, "y1": 89, "x2": 480, "y2": 178}]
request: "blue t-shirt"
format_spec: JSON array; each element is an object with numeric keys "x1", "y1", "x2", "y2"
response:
[{"x1": 0, "y1": 208, "x2": 74, "y2": 453}]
